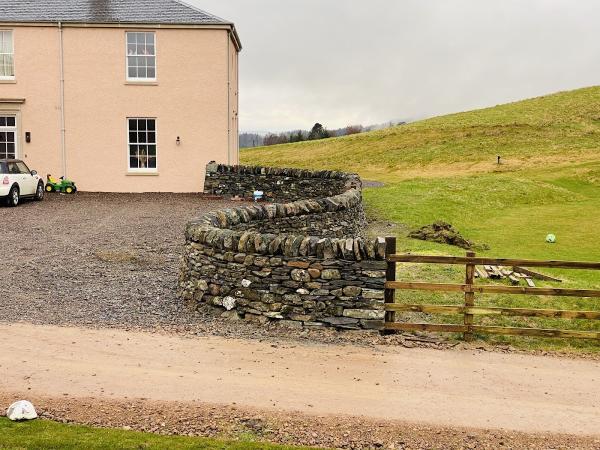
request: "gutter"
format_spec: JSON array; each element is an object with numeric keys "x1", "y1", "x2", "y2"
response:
[
  {"x1": 58, "y1": 22, "x2": 67, "y2": 177},
  {"x1": 227, "y1": 31, "x2": 231, "y2": 165}
]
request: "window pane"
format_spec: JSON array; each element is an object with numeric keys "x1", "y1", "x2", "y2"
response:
[
  {"x1": 146, "y1": 44, "x2": 155, "y2": 56},
  {"x1": 0, "y1": 117, "x2": 4, "y2": 126},
  {"x1": 147, "y1": 120, "x2": 155, "y2": 131},
  {"x1": 127, "y1": 32, "x2": 136, "y2": 44},
  {"x1": 0, "y1": 143, "x2": 5, "y2": 158},
  {"x1": 147, "y1": 67, "x2": 156, "y2": 79},
  {"x1": 130, "y1": 156, "x2": 138, "y2": 169},
  {"x1": 147, "y1": 56, "x2": 155, "y2": 68},
  {"x1": 6, "y1": 117, "x2": 15, "y2": 127},
  {"x1": 147, "y1": 132, "x2": 156, "y2": 144},
  {"x1": 138, "y1": 131, "x2": 147, "y2": 143},
  {"x1": 6, "y1": 143, "x2": 14, "y2": 156},
  {"x1": 146, "y1": 33, "x2": 154, "y2": 45},
  {"x1": 147, "y1": 157, "x2": 156, "y2": 169},
  {"x1": 129, "y1": 132, "x2": 137, "y2": 143},
  {"x1": 147, "y1": 145, "x2": 156, "y2": 156},
  {"x1": 138, "y1": 120, "x2": 147, "y2": 131},
  {"x1": 128, "y1": 119, "x2": 137, "y2": 131}
]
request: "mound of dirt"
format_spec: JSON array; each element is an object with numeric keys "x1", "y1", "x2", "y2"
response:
[{"x1": 408, "y1": 221, "x2": 475, "y2": 249}]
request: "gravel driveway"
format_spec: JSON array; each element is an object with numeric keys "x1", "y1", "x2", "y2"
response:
[{"x1": 2, "y1": 193, "x2": 237, "y2": 330}]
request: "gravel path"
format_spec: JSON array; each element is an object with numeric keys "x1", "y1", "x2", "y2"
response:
[
  {"x1": 0, "y1": 192, "x2": 442, "y2": 348},
  {"x1": 2, "y1": 193, "x2": 237, "y2": 329}
]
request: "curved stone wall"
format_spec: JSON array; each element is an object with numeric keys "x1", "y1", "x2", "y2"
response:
[{"x1": 178, "y1": 164, "x2": 386, "y2": 330}]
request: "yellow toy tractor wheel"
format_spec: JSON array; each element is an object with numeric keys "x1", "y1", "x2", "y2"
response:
[
  {"x1": 45, "y1": 185, "x2": 54, "y2": 193},
  {"x1": 65, "y1": 186, "x2": 74, "y2": 194}
]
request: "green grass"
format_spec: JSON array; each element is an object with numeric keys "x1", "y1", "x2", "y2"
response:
[
  {"x1": 0, "y1": 418, "x2": 313, "y2": 450},
  {"x1": 241, "y1": 86, "x2": 600, "y2": 353}
]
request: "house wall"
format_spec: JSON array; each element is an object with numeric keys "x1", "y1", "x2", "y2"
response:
[
  {"x1": 0, "y1": 25, "x2": 239, "y2": 192},
  {"x1": 0, "y1": 26, "x2": 63, "y2": 177}
]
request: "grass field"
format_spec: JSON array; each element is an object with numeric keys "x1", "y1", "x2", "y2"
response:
[
  {"x1": 0, "y1": 418, "x2": 312, "y2": 450},
  {"x1": 242, "y1": 86, "x2": 600, "y2": 352}
]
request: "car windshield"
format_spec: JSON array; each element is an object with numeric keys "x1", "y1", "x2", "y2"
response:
[{"x1": 0, "y1": 162, "x2": 6, "y2": 174}]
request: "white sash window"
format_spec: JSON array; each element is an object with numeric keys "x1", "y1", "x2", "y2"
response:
[{"x1": 0, "y1": 30, "x2": 15, "y2": 80}]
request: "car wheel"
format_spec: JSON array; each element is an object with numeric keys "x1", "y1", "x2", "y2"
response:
[
  {"x1": 7, "y1": 185, "x2": 19, "y2": 207},
  {"x1": 34, "y1": 182, "x2": 44, "y2": 201}
]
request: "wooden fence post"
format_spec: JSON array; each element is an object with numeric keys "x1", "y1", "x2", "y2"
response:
[
  {"x1": 383, "y1": 237, "x2": 397, "y2": 333},
  {"x1": 464, "y1": 251, "x2": 476, "y2": 341}
]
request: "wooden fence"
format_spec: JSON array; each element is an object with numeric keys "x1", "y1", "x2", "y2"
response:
[{"x1": 383, "y1": 237, "x2": 600, "y2": 341}]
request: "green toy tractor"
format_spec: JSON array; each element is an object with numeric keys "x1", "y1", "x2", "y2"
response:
[{"x1": 45, "y1": 174, "x2": 77, "y2": 194}]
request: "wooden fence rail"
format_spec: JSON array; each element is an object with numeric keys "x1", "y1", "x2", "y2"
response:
[{"x1": 383, "y1": 237, "x2": 600, "y2": 341}]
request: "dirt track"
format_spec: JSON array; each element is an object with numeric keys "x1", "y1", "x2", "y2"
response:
[{"x1": 2, "y1": 323, "x2": 599, "y2": 442}]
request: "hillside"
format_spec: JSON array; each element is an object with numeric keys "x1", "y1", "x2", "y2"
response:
[
  {"x1": 242, "y1": 86, "x2": 600, "y2": 181},
  {"x1": 241, "y1": 86, "x2": 600, "y2": 351}
]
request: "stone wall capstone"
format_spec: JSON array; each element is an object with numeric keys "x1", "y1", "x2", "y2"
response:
[{"x1": 178, "y1": 164, "x2": 386, "y2": 330}]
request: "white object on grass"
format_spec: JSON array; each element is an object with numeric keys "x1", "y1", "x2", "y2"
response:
[{"x1": 6, "y1": 400, "x2": 38, "y2": 421}]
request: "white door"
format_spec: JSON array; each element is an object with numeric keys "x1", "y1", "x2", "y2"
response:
[
  {"x1": 16, "y1": 161, "x2": 36, "y2": 195},
  {"x1": 0, "y1": 115, "x2": 17, "y2": 159}
]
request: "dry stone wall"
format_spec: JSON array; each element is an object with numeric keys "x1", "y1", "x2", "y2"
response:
[{"x1": 178, "y1": 164, "x2": 387, "y2": 330}]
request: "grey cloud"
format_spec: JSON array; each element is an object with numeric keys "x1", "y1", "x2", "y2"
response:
[{"x1": 191, "y1": 0, "x2": 600, "y2": 132}]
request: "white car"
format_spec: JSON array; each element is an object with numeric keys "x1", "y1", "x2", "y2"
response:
[{"x1": 1, "y1": 159, "x2": 44, "y2": 207}]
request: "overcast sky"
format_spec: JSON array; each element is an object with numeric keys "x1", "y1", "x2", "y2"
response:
[{"x1": 192, "y1": 0, "x2": 600, "y2": 133}]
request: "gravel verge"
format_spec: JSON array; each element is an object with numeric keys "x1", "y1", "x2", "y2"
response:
[{"x1": 2, "y1": 392, "x2": 598, "y2": 450}]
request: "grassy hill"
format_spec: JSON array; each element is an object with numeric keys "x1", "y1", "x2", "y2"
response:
[
  {"x1": 242, "y1": 86, "x2": 600, "y2": 181},
  {"x1": 242, "y1": 86, "x2": 600, "y2": 352}
]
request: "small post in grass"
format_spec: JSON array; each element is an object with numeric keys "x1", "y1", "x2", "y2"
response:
[
  {"x1": 383, "y1": 236, "x2": 397, "y2": 334},
  {"x1": 464, "y1": 251, "x2": 476, "y2": 341}
]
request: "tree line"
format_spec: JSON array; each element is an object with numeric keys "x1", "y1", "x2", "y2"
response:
[{"x1": 240, "y1": 121, "x2": 404, "y2": 148}]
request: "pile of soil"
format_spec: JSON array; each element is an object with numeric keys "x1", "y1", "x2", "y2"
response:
[{"x1": 408, "y1": 221, "x2": 474, "y2": 249}]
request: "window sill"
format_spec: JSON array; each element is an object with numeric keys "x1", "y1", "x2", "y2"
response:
[
  {"x1": 127, "y1": 171, "x2": 159, "y2": 176},
  {"x1": 0, "y1": 79, "x2": 16, "y2": 84},
  {"x1": 125, "y1": 80, "x2": 158, "y2": 86}
]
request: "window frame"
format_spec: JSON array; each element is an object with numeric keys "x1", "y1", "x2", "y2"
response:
[
  {"x1": 126, "y1": 117, "x2": 158, "y2": 174},
  {"x1": 0, "y1": 29, "x2": 15, "y2": 81},
  {"x1": 0, "y1": 114, "x2": 18, "y2": 159},
  {"x1": 125, "y1": 31, "x2": 157, "y2": 83}
]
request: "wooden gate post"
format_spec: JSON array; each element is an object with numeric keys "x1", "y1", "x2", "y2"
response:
[
  {"x1": 464, "y1": 251, "x2": 476, "y2": 341},
  {"x1": 383, "y1": 237, "x2": 397, "y2": 333}
]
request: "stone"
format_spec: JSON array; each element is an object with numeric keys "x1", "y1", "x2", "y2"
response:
[
  {"x1": 289, "y1": 313, "x2": 314, "y2": 322},
  {"x1": 290, "y1": 269, "x2": 311, "y2": 282},
  {"x1": 363, "y1": 270, "x2": 386, "y2": 278},
  {"x1": 241, "y1": 279, "x2": 252, "y2": 288},
  {"x1": 279, "y1": 320, "x2": 303, "y2": 329},
  {"x1": 321, "y1": 317, "x2": 359, "y2": 326},
  {"x1": 254, "y1": 256, "x2": 270, "y2": 267},
  {"x1": 296, "y1": 288, "x2": 310, "y2": 295},
  {"x1": 283, "y1": 294, "x2": 303, "y2": 305},
  {"x1": 343, "y1": 309, "x2": 385, "y2": 320},
  {"x1": 270, "y1": 284, "x2": 289, "y2": 295},
  {"x1": 264, "y1": 312, "x2": 284, "y2": 319},
  {"x1": 321, "y1": 269, "x2": 341, "y2": 280},
  {"x1": 360, "y1": 319, "x2": 385, "y2": 330},
  {"x1": 362, "y1": 289, "x2": 384, "y2": 300},
  {"x1": 222, "y1": 296, "x2": 237, "y2": 311},
  {"x1": 196, "y1": 280, "x2": 209, "y2": 291},
  {"x1": 308, "y1": 268, "x2": 321, "y2": 279},
  {"x1": 343, "y1": 286, "x2": 362, "y2": 297},
  {"x1": 288, "y1": 261, "x2": 310, "y2": 269},
  {"x1": 243, "y1": 255, "x2": 255, "y2": 266}
]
